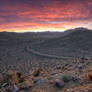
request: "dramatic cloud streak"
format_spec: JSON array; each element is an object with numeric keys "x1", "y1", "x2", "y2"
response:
[{"x1": 0, "y1": 0, "x2": 92, "y2": 32}]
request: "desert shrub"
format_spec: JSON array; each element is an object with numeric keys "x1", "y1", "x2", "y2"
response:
[{"x1": 62, "y1": 75, "x2": 71, "y2": 82}]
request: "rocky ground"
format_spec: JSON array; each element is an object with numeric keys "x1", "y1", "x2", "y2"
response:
[
  {"x1": 0, "y1": 58, "x2": 92, "y2": 92},
  {"x1": 0, "y1": 29, "x2": 92, "y2": 92}
]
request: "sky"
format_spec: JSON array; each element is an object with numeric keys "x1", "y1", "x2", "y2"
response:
[{"x1": 0, "y1": 0, "x2": 92, "y2": 32}]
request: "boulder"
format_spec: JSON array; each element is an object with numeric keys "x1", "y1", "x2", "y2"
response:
[
  {"x1": 54, "y1": 79, "x2": 64, "y2": 89},
  {"x1": 87, "y1": 71, "x2": 92, "y2": 81}
]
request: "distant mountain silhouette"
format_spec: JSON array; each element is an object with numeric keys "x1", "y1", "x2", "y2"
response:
[
  {"x1": 31, "y1": 28, "x2": 92, "y2": 58},
  {"x1": 0, "y1": 27, "x2": 92, "y2": 57}
]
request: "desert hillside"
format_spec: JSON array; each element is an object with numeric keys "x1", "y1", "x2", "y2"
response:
[
  {"x1": 31, "y1": 28, "x2": 92, "y2": 58},
  {"x1": 0, "y1": 28, "x2": 92, "y2": 92}
]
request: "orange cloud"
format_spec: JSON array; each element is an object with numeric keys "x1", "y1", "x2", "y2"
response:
[{"x1": 0, "y1": 0, "x2": 92, "y2": 32}]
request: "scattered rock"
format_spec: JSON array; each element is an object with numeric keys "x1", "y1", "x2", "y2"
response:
[
  {"x1": 56, "y1": 65, "x2": 62, "y2": 69},
  {"x1": 1, "y1": 65, "x2": 92, "y2": 92},
  {"x1": 50, "y1": 72, "x2": 57, "y2": 75},
  {"x1": 34, "y1": 78, "x2": 46, "y2": 86},
  {"x1": 2, "y1": 83, "x2": 9, "y2": 88},
  {"x1": 33, "y1": 68, "x2": 42, "y2": 77},
  {"x1": 87, "y1": 70, "x2": 92, "y2": 81},
  {"x1": 81, "y1": 57, "x2": 89, "y2": 60},
  {"x1": 19, "y1": 78, "x2": 32, "y2": 90},
  {"x1": 54, "y1": 79, "x2": 64, "y2": 89},
  {"x1": 13, "y1": 85, "x2": 19, "y2": 92},
  {"x1": 71, "y1": 76, "x2": 79, "y2": 82},
  {"x1": 66, "y1": 88, "x2": 74, "y2": 92},
  {"x1": 77, "y1": 64, "x2": 84, "y2": 70},
  {"x1": 8, "y1": 71, "x2": 24, "y2": 84},
  {"x1": 0, "y1": 73, "x2": 3, "y2": 82},
  {"x1": 2, "y1": 74, "x2": 11, "y2": 84}
]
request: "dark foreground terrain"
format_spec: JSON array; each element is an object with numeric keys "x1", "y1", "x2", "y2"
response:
[{"x1": 0, "y1": 28, "x2": 92, "y2": 92}]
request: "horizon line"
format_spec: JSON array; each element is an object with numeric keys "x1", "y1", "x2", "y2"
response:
[{"x1": 0, "y1": 27, "x2": 92, "y2": 33}]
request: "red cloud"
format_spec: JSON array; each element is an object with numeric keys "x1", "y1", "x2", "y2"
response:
[{"x1": 0, "y1": 0, "x2": 91, "y2": 32}]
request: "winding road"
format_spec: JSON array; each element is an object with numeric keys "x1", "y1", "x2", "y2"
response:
[{"x1": 26, "y1": 45, "x2": 74, "y2": 59}]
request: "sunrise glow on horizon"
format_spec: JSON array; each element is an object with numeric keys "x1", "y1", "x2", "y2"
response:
[{"x1": 0, "y1": 0, "x2": 92, "y2": 32}]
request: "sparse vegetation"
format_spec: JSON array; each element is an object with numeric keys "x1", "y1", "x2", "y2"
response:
[{"x1": 0, "y1": 28, "x2": 92, "y2": 91}]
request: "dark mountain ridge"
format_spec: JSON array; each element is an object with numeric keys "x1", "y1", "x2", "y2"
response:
[{"x1": 31, "y1": 28, "x2": 92, "y2": 57}]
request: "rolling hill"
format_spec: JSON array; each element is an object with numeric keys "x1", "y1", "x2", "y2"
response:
[
  {"x1": 31, "y1": 28, "x2": 92, "y2": 58},
  {"x1": 0, "y1": 28, "x2": 92, "y2": 73}
]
